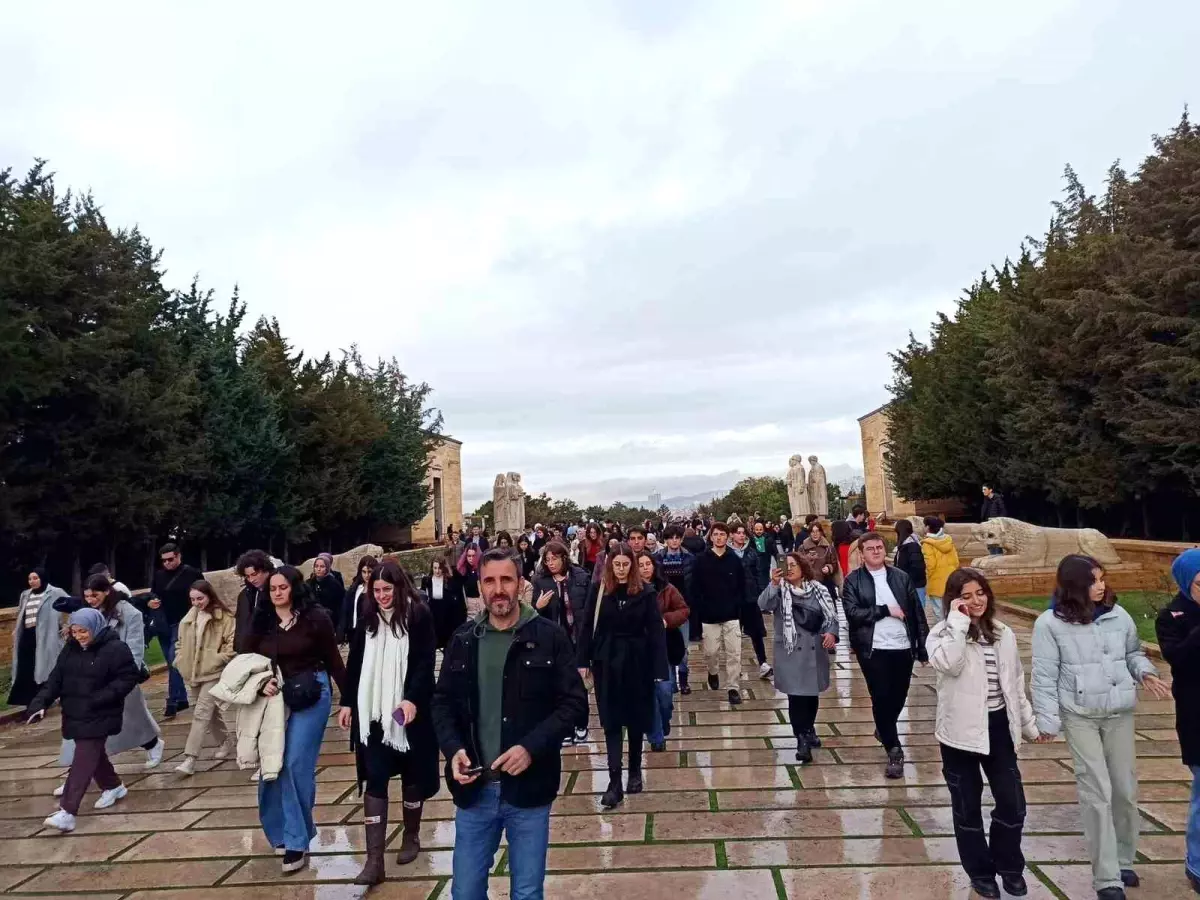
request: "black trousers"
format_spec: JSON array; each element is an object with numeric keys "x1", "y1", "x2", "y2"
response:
[
  {"x1": 740, "y1": 603, "x2": 767, "y2": 665},
  {"x1": 857, "y1": 648, "x2": 914, "y2": 752},
  {"x1": 604, "y1": 727, "x2": 643, "y2": 779},
  {"x1": 787, "y1": 695, "x2": 819, "y2": 739},
  {"x1": 940, "y1": 709, "x2": 1027, "y2": 880},
  {"x1": 361, "y1": 727, "x2": 426, "y2": 803}
]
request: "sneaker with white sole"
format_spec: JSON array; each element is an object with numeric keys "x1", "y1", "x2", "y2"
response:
[
  {"x1": 43, "y1": 809, "x2": 76, "y2": 832},
  {"x1": 758, "y1": 662, "x2": 774, "y2": 679},
  {"x1": 250, "y1": 768, "x2": 261, "y2": 782},
  {"x1": 214, "y1": 741, "x2": 235, "y2": 761},
  {"x1": 145, "y1": 738, "x2": 165, "y2": 770},
  {"x1": 94, "y1": 784, "x2": 127, "y2": 809},
  {"x1": 175, "y1": 756, "x2": 196, "y2": 776},
  {"x1": 52, "y1": 782, "x2": 65, "y2": 798}
]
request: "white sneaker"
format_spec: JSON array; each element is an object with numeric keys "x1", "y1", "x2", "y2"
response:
[
  {"x1": 94, "y1": 784, "x2": 127, "y2": 809},
  {"x1": 43, "y1": 809, "x2": 76, "y2": 832},
  {"x1": 214, "y1": 741, "x2": 235, "y2": 761},
  {"x1": 759, "y1": 662, "x2": 774, "y2": 679},
  {"x1": 175, "y1": 756, "x2": 196, "y2": 776},
  {"x1": 52, "y1": 782, "x2": 65, "y2": 798},
  {"x1": 145, "y1": 738, "x2": 165, "y2": 770},
  {"x1": 250, "y1": 768, "x2": 261, "y2": 783}
]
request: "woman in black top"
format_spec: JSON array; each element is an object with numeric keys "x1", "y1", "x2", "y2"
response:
[
  {"x1": 337, "y1": 554, "x2": 378, "y2": 642},
  {"x1": 338, "y1": 562, "x2": 439, "y2": 884},
  {"x1": 307, "y1": 553, "x2": 345, "y2": 626},
  {"x1": 516, "y1": 534, "x2": 538, "y2": 580},
  {"x1": 453, "y1": 545, "x2": 482, "y2": 616},
  {"x1": 577, "y1": 544, "x2": 668, "y2": 809},
  {"x1": 421, "y1": 556, "x2": 466, "y2": 650}
]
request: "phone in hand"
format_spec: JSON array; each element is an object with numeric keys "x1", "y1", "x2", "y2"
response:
[{"x1": 463, "y1": 765, "x2": 484, "y2": 776}]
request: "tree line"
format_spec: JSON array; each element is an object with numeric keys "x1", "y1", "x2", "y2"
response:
[
  {"x1": 884, "y1": 112, "x2": 1200, "y2": 539},
  {"x1": 1, "y1": 162, "x2": 441, "y2": 599}
]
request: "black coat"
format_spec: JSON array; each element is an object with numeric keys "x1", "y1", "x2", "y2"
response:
[
  {"x1": 309, "y1": 574, "x2": 345, "y2": 624},
  {"x1": 342, "y1": 601, "x2": 440, "y2": 801},
  {"x1": 529, "y1": 566, "x2": 591, "y2": 639},
  {"x1": 234, "y1": 581, "x2": 268, "y2": 653},
  {"x1": 453, "y1": 566, "x2": 480, "y2": 602},
  {"x1": 28, "y1": 629, "x2": 138, "y2": 740},
  {"x1": 691, "y1": 548, "x2": 749, "y2": 624},
  {"x1": 337, "y1": 580, "x2": 367, "y2": 641},
  {"x1": 432, "y1": 612, "x2": 586, "y2": 810},
  {"x1": 779, "y1": 523, "x2": 795, "y2": 553},
  {"x1": 981, "y1": 493, "x2": 1008, "y2": 521},
  {"x1": 149, "y1": 564, "x2": 205, "y2": 625},
  {"x1": 841, "y1": 565, "x2": 928, "y2": 662},
  {"x1": 894, "y1": 540, "x2": 928, "y2": 589},
  {"x1": 576, "y1": 584, "x2": 668, "y2": 733},
  {"x1": 1155, "y1": 593, "x2": 1200, "y2": 767},
  {"x1": 421, "y1": 575, "x2": 467, "y2": 650}
]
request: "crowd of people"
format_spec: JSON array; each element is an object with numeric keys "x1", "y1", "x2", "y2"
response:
[{"x1": 7, "y1": 502, "x2": 1200, "y2": 900}]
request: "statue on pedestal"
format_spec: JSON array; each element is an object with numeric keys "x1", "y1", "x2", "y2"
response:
[
  {"x1": 493, "y1": 472, "x2": 527, "y2": 535},
  {"x1": 786, "y1": 455, "x2": 811, "y2": 520},
  {"x1": 807, "y1": 455, "x2": 829, "y2": 517}
]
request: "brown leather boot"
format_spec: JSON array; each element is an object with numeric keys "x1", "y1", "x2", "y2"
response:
[
  {"x1": 396, "y1": 800, "x2": 423, "y2": 865},
  {"x1": 354, "y1": 794, "x2": 388, "y2": 885}
]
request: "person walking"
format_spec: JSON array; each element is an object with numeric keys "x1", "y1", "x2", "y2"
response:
[
  {"x1": 423, "y1": 556, "x2": 467, "y2": 650},
  {"x1": 431, "y1": 549, "x2": 587, "y2": 900},
  {"x1": 894, "y1": 519, "x2": 930, "y2": 621},
  {"x1": 337, "y1": 561, "x2": 440, "y2": 885},
  {"x1": 799, "y1": 522, "x2": 840, "y2": 601},
  {"x1": 832, "y1": 520, "x2": 856, "y2": 577},
  {"x1": 529, "y1": 541, "x2": 591, "y2": 745},
  {"x1": 1032, "y1": 555, "x2": 1170, "y2": 900},
  {"x1": 841, "y1": 532, "x2": 928, "y2": 779},
  {"x1": 516, "y1": 535, "x2": 538, "y2": 580},
  {"x1": 307, "y1": 552, "x2": 345, "y2": 626},
  {"x1": 757, "y1": 553, "x2": 838, "y2": 764},
  {"x1": 637, "y1": 551, "x2": 689, "y2": 752},
  {"x1": 691, "y1": 522, "x2": 749, "y2": 704},
  {"x1": 26, "y1": 607, "x2": 139, "y2": 832},
  {"x1": 921, "y1": 517, "x2": 960, "y2": 625},
  {"x1": 243, "y1": 565, "x2": 348, "y2": 875},
  {"x1": 729, "y1": 523, "x2": 772, "y2": 679},
  {"x1": 337, "y1": 554, "x2": 379, "y2": 642},
  {"x1": 173, "y1": 580, "x2": 238, "y2": 775},
  {"x1": 454, "y1": 545, "x2": 483, "y2": 618},
  {"x1": 145, "y1": 542, "x2": 203, "y2": 718},
  {"x1": 655, "y1": 526, "x2": 697, "y2": 693},
  {"x1": 1155, "y1": 549, "x2": 1200, "y2": 894},
  {"x1": 7, "y1": 568, "x2": 67, "y2": 708},
  {"x1": 928, "y1": 568, "x2": 1043, "y2": 899},
  {"x1": 981, "y1": 485, "x2": 1008, "y2": 522},
  {"x1": 234, "y1": 550, "x2": 275, "y2": 653},
  {"x1": 577, "y1": 544, "x2": 668, "y2": 808}
]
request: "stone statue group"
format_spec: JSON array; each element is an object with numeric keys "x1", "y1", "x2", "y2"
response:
[
  {"x1": 492, "y1": 472, "x2": 526, "y2": 535},
  {"x1": 786, "y1": 455, "x2": 829, "y2": 520}
]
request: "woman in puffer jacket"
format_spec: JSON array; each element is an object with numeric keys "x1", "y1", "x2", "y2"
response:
[
  {"x1": 1032, "y1": 555, "x2": 1171, "y2": 900},
  {"x1": 927, "y1": 568, "x2": 1042, "y2": 900},
  {"x1": 173, "y1": 580, "x2": 238, "y2": 775}
]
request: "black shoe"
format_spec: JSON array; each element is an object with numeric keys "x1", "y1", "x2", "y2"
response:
[
  {"x1": 1096, "y1": 889, "x2": 1126, "y2": 900},
  {"x1": 600, "y1": 783, "x2": 624, "y2": 809},
  {"x1": 176, "y1": 700, "x2": 189, "y2": 713},
  {"x1": 1120, "y1": 870, "x2": 1140, "y2": 888},
  {"x1": 885, "y1": 746, "x2": 904, "y2": 779},
  {"x1": 969, "y1": 877, "x2": 1000, "y2": 899},
  {"x1": 1187, "y1": 869, "x2": 1200, "y2": 894},
  {"x1": 727, "y1": 689, "x2": 742, "y2": 705},
  {"x1": 680, "y1": 682, "x2": 692, "y2": 695},
  {"x1": 164, "y1": 703, "x2": 177, "y2": 719},
  {"x1": 707, "y1": 674, "x2": 719, "y2": 690},
  {"x1": 1001, "y1": 874, "x2": 1028, "y2": 897},
  {"x1": 650, "y1": 741, "x2": 666, "y2": 752},
  {"x1": 804, "y1": 728, "x2": 822, "y2": 748},
  {"x1": 281, "y1": 850, "x2": 308, "y2": 875},
  {"x1": 795, "y1": 739, "x2": 813, "y2": 765},
  {"x1": 626, "y1": 771, "x2": 644, "y2": 794}
]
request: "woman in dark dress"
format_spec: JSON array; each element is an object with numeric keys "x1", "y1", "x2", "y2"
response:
[
  {"x1": 338, "y1": 561, "x2": 439, "y2": 885},
  {"x1": 8, "y1": 568, "x2": 67, "y2": 708},
  {"x1": 577, "y1": 543, "x2": 668, "y2": 809}
]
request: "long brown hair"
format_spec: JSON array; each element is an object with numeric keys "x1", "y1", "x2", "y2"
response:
[
  {"x1": 1053, "y1": 554, "x2": 1106, "y2": 625},
  {"x1": 942, "y1": 568, "x2": 999, "y2": 643},
  {"x1": 600, "y1": 543, "x2": 644, "y2": 596},
  {"x1": 784, "y1": 552, "x2": 816, "y2": 582},
  {"x1": 363, "y1": 560, "x2": 419, "y2": 637},
  {"x1": 190, "y1": 579, "x2": 231, "y2": 615}
]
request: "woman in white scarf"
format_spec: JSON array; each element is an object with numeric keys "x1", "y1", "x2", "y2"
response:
[
  {"x1": 757, "y1": 553, "x2": 839, "y2": 765},
  {"x1": 337, "y1": 561, "x2": 439, "y2": 886}
]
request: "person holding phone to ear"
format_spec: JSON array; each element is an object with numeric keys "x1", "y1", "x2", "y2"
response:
[{"x1": 432, "y1": 549, "x2": 587, "y2": 900}]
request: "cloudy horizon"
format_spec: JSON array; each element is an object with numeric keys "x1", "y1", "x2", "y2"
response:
[{"x1": 4, "y1": 0, "x2": 1196, "y2": 514}]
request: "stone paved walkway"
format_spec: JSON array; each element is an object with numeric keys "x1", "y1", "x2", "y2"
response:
[{"x1": 0, "y1": 617, "x2": 1194, "y2": 899}]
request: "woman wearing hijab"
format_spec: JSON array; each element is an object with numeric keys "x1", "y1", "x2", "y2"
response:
[
  {"x1": 757, "y1": 553, "x2": 838, "y2": 764},
  {"x1": 26, "y1": 607, "x2": 139, "y2": 832},
  {"x1": 8, "y1": 568, "x2": 67, "y2": 708},
  {"x1": 308, "y1": 553, "x2": 345, "y2": 626},
  {"x1": 338, "y1": 561, "x2": 439, "y2": 884},
  {"x1": 337, "y1": 554, "x2": 379, "y2": 642},
  {"x1": 422, "y1": 556, "x2": 466, "y2": 650}
]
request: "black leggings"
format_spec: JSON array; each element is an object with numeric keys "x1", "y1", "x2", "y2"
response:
[
  {"x1": 788, "y1": 695, "x2": 819, "y2": 738},
  {"x1": 362, "y1": 743, "x2": 426, "y2": 803},
  {"x1": 740, "y1": 604, "x2": 768, "y2": 665},
  {"x1": 604, "y1": 727, "x2": 643, "y2": 778}
]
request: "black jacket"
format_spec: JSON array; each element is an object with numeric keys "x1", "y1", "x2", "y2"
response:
[
  {"x1": 682, "y1": 535, "x2": 707, "y2": 556},
  {"x1": 342, "y1": 601, "x2": 440, "y2": 800},
  {"x1": 421, "y1": 575, "x2": 467, "y2": 650},
  {"x1": 234, "y1": 581, "x2": 268, "y2": 653},
  {"x1": 779, "y1": 523, "x2": 795, "y2": 553},
  {"x1": 841, "y1": 564, "x2": 928, "y2": 662},
  {"x1": 308, "y1": 574, "x2": 345, "y2": 625},
  {"x1": 1156, "y1": 593, "x2": 1200, "y2": 767},
  {"x1": 981, "y1": 493, "x2": 1008, "y2": 521},
  {"x1": 148, "y1": 563, "x2": 205, "y2": 625},
  {"x1": 29, "y1": 629, "x2": 138, "y2": 740},
  {"x1": 432, "y1": 613, "x2": 587, "y2": 810},
  {"x1": 337, "y1": 580, "x2": 366, "y2": 642},
  {"x1": 894, "y1": 539, "x2": 927, "y2": 589},
  {"x1": 691, "y1": 548, "x2": 749, "y2": 624},
  {"x1": 529, "y1": 566, "x2": 591, "y2": 638}
]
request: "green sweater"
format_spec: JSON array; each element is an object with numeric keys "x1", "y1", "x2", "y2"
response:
[{"x1": 476, "y1": 604, "x2": 538, "y2": 769}]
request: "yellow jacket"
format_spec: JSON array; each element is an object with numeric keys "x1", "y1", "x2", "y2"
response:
[
  {"x1": 174, "y1": 605, "x2": 236, "y2": 685},
  {"x1": 921, "y1": 533, "x2": 961, "y2": 597}
]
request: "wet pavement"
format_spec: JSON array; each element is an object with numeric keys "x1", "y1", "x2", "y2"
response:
[{"x1": 0, "y1": 617, "x2": 1192, "y2": 899}]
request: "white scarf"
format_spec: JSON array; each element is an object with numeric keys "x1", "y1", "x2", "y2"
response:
[{"x1": 357, "y1": 609, "x2": 410, "y2": 752}]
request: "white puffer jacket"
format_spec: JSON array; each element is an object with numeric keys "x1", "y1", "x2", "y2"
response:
[
  {"x1": 927, "y1": 610, "x2": 1039, "y2": 755},
  {"x1": 209, "y1": 653, "x2": 287, "y2": 781}
]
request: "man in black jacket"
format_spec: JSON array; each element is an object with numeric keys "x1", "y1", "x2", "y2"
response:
[
  {"x1": 233, "y1": 549, "x2": 275, "y2": 654},
  {"x1": 145, "y1": 542, "x2": 203, "y2": 718},
  {"x1": 690, "y1": 522, "x2": 748, "y2": 705},
  {"x1": 432, "y1": 549, "x2": 586, "y2": 900},
  {"x1": 981, "y1": 485, "x2": 1008, "y2": 522},
  {"x1": 841, "y1": 532, "x2": 928, "y2": 780}
]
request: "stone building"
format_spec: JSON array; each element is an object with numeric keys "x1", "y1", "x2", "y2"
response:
[
  {"x1": 372, "y1": 434, "x2": 463, "y2": 547},
  {"x1": 858, "y1": 405, "x2": 965, "y2": 521}
]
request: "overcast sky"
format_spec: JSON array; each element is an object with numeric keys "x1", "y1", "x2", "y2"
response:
[{"x1": 4, "y1": 0, "x2": 1196, "y2": 509}]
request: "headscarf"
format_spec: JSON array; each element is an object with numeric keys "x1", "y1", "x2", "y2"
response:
[
  {"x1": 68, "y1": 607, "x2": 107, "y2": 639},
  {"x1": 28, "y1": 568, "x2": 49, "y2": 595},
  {"x1": 1173, "y1": 549, "x2": 1200, "y2": 597}
]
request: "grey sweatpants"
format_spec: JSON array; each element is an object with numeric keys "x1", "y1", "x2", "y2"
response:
[{"x1": 1061, "y1": 710, "x2": 1138, "y2": 892}]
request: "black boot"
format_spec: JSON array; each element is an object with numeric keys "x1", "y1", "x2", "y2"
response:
[
  {"x1": 1001, "y1": 874, "x2": 1028, "y2": 896},
  {"x1": 804, "y1": 727, "x2": 822, "y2": 748},
  {"x1": 396, "y1": 800, "x2": 422, "y2": 865},
  {"x1": 679, "y1": 678, "x2": 691, "y2": 695},
  {"x1": 626, "y1": 768, "x2": 644, "y2": 794},
  {"x1": 354, "y1": 794, "x2": 387, "y2": 885},
  {"x1": 969, "y1": 877, "x2": 1000, "y2": 899},
  {"x1": 707, "y1": 674, "x2": 719, "y2": 690},
  {"x1": 601, "y1": 779, "x2": 624, "y2": 809},
  {"x1": 795, "y1": 736, "x2": 813, "y2": 765}
]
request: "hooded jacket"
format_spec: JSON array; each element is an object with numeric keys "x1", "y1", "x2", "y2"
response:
[
  {"x1": 921, "y1": 533, "x2": 960, "y2": 596},
  {"x1": 28, "y1": 628, "x2": 138, "y2": 740},
  {"x1": 1156, "y1": 549, "x2": 1200, "y2": 766},
  {"x1": 209, "y1": 653, "x2": 286, "y2": 781}
]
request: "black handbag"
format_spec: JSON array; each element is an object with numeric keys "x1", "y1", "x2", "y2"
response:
[
  {"x1": 791, "y1": 600, "x2": 825, "y2": 635},
  {"x1": 276, "y1": 666, "x2": 322, "y2": 711}
]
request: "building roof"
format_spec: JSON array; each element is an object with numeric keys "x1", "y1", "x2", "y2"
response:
[{"x1": 856, "y1": 402, "x2": 892, "y2": 423}]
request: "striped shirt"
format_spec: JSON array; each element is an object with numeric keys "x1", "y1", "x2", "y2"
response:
[
  {"x1": 981, "y1": 640, "x2": 1004, "y2": 711},
  {"x1": 23, "y1": 593, "x2": 45, "y2": 630}
]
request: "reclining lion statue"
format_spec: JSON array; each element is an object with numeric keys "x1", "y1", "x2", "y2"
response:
[{"x1": 968, "y1": 517, "x2": 1120, "y2": 570}]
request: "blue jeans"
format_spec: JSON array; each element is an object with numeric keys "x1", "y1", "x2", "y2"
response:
[
  {"x1": 920, "y1": 589, "x2": 944, "y2": 625},
  {"x1": 258, "y1": 671, "x2": 331, "y2": 852},
  {"x1": 678, "y1": 620, "x2": 689, "y2": 681},
  {"x1": 648, "y1": 671, "x2": 677, "y2": 745},
  {"x1": 1189, "y1": 766, "x2": 1200, "y2": 879},
  {"x1": 452, "y1": 780, "x2": 551, "y2": 900},
  {"x1": 149, "y1": 616, "x2": 187, "y2": 706}
]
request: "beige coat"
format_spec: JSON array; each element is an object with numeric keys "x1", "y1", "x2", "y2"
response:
[
  {"x1": 174, "y1": 606, "x2": 237, "y2": 686},
  {"x1": 926, "y1": 610, "x2": 1039, "y2": 755},
  {"x1": 209, "y1": 653, "x2": 287, "y2": 781}
]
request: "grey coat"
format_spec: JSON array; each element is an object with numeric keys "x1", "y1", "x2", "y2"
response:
[
  {"x1": 758, "y1": 581, "x2": 838, "y2": 696},
  {"x1": 12, "y1": 586, "x2": 67, "y2": 685}
]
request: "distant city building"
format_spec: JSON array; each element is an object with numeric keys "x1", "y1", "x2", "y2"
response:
[{"x1": 648, "y1": 489, "x2": 662, "y2": 508}]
